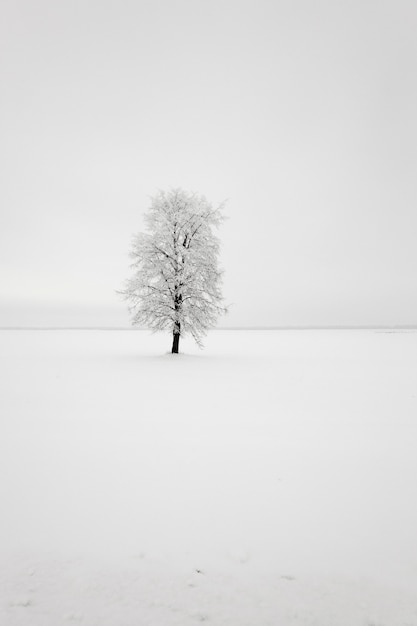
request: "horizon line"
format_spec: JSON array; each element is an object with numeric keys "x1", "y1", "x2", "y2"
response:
[{"x1": 1, "y1": 325, "x2": 417, "y2": 331}]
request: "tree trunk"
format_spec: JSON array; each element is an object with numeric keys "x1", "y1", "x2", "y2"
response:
[
  {"x1": 172, "y1": 289, "x2": 182, "y2": 353},
  {"x1": 172, "y1": 323, "x2": 180, "y2": 354}
]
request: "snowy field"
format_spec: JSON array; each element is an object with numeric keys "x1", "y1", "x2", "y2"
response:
[{"x1": 1, "y1": 329, "x2": 417, "y2": 625}]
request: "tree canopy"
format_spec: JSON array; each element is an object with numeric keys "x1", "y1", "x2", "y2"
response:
[{"x1": 121, "y1": 188, "x2": 226, "y2": 352}]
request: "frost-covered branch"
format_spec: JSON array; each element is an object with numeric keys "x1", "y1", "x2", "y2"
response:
[{"x1": 120, "y1": 188, "x2": 227, "y2": 352}]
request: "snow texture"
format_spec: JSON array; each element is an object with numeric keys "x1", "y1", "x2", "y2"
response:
[{"x1": 1, "y1": 329, "x2": 417, "y2": 625}]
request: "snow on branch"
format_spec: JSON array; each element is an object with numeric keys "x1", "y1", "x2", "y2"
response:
[{"x1": 120, "y1": 188, "x2": 227, "y2": 352}]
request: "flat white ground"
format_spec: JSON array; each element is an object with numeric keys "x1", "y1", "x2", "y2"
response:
[{"x1": 1, "y1": 329, "x2": 417, "y2": 625}]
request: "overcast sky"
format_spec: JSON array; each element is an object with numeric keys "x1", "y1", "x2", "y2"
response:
[{"x1": 1, "y1": 0, "x2": 416, "y2": 327}]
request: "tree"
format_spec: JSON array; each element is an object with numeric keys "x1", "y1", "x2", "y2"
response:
[{"x1": 120, "y1": 188, "x2": 226, "y2": 353}]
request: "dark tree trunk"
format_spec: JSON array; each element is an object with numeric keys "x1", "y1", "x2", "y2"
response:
[
  {"x1": 172, "y1": 323, "x2": 180, "y2": 353},
  {"x1": 172, "y1": 289, "x2": 182, "y2": 353}
]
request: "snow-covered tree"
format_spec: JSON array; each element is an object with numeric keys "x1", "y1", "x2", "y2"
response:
[{"x1": 120, "y1": 188, "x2": 226, "y2": 353}]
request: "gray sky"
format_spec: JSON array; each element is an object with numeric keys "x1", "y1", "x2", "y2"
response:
[{"x1": 1, "y1": 0, "x2": 416, "y2": 327}]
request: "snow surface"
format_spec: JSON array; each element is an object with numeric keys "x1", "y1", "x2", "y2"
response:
[{"x1": 1, "y1": 329, "x2": 417, "y2": 625}]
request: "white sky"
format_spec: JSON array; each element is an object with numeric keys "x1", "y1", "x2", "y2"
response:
[{"x1": 1, "y1": 0, "x2": 416, "y2": 327}]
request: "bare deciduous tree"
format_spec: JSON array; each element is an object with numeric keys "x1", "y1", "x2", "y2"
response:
[{"x1": 120, "y1": 188, "x2": 226, "y2": 353}]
